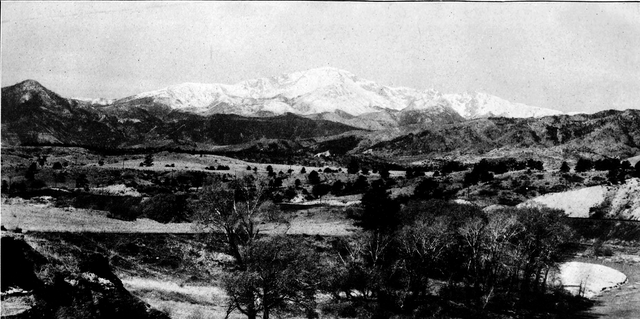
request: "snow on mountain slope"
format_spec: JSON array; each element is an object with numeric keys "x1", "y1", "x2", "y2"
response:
[
  {"x1": 116, "y1": 67, "x2": 563, "y2": 120},
  {"x1": 442, "y1": 92, "x2": 563, "y2": 119},
  {"x1": 73, "y1": 97, "x2": 116, "y2": 105}
]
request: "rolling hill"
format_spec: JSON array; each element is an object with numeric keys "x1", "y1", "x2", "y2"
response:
[{"x1": 369, "y1": 109, "x2": 640, "y2": 162}]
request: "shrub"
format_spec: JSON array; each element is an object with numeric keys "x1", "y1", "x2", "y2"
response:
[
  {"x1": 142, "y1": 154, "x2": 154, "y2": 167},
  {"x1": 108, "y1": 201, "x2": 140, "y2": 221},
  {"x1": 592, "y1": 240, "x2": 613, "y2": 257},
  {"x1": 312, "y1": 183, "x2": 331, "y2": 198},
  {"x1": 30, "y1": 179, "x2": 47, "y2": 189},
  {"x1": 575, "y1": 158, "x2": 593, "y2": 173},
  {"x1": 140, "y1": 194, "x2": 188, "y2": 223},
  {"x1": 308, "y1": 170, "x2": 321, "y2": 185},
  {"x1": 347, "y1": 158, "x2": 360, "y2": 175}
]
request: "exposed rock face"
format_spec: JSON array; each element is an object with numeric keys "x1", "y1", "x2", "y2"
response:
[{"x1": 0, "y1": 233, "x2": 170, "y2": 319}]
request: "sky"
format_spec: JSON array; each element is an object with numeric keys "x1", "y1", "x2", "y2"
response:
[{"x1": 2, "y1": 2, "x2": 639, "y2": 114}]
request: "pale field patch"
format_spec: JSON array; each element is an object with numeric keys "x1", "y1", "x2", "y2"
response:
[
  {"x1": 121, "y1": 275, "x2": 242, "y2": 319},
  {"x1": 518, "y1": 185, "x2": 609, "y2": 218},
  {"x1": 1, "y1": 201, "x2": 355, "y2": 236},
  {"x1": 556, "y1": 262, "x2": 627, "y2": 298},
  {"x1": 101, "y1": 153, "x2": 340, "y2": 177},
  {"x1": 121, "y1": 276, "x2": 225, "y2": 305},
  {"x1": 1, "y1": 203, "x2": 194, "y2": 233},
  {"x1": 519, "y1": 178, "x2": 640, "y2": 219}
]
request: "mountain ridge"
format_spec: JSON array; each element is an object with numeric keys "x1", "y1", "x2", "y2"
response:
[
  {"x1": 0, "y1": 80, "x2": 363, "y2": 149},
  {"x1": 369, "y1": 109, "x2": 640, "y2": 162},
  {"x1": 96, "y1": 67, "x2": 563, "y2": 124}
]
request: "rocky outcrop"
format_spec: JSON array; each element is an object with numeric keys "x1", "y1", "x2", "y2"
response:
[{"x1": 0, "y1": 233, "x2": 170, "y2": 319}]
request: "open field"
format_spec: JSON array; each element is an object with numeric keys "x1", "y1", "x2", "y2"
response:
[
  {"x1": 1, "y1": 200, "x2": 356, "y2": 236},
  {"x1": 2, "y1": 145, "x2": 639, "y2": 318}
]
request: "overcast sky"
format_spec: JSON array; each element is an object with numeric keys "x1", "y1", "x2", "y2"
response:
[{"x1": 2, "y1": 2, "x2": 639, "y2": 113}]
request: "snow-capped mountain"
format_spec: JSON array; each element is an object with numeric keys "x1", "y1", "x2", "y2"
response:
[
  {"x1": 117, "y1": 67, "x2": 441, "y2": 116},
  {"x1": 441, "y1": 92, "x2": 563, "y2": 119},
  {"x1": 114, "y1": 67, "x2": 562, "y2": 122}
]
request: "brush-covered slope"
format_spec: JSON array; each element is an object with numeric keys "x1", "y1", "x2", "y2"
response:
[{"x1": 370, "y1": 109, "x2": 640, "y2": 159}]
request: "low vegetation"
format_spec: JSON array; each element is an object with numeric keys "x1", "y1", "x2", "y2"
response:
[{"x1": 2, "y1": 146, "x2": 639, "y2": 318}]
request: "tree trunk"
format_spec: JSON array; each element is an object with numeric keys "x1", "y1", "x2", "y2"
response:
[
  {"x1": 542, "y1": 267, "x2": 550, "y2": 293},
  {"x1": 263, "y1": 307, "x2": 269, "y2": 319}
]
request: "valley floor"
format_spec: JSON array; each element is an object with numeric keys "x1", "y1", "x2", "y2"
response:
[{"x1": 1, "y1": 200, "x2": 356, "y2": 236}]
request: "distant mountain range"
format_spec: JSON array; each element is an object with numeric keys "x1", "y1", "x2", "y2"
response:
[
  {"x1": 1, "y1": 80, "x2": 359, "y2": 149},
  {"x1": 2, "y1": 69, "x2": 637, "y2": 164},
  {"x1": 83, "y1": 67, "x2": 562, "y2": 130}
]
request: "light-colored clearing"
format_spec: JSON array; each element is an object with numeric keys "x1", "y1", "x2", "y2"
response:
[
  {"x1": 1, "y1": 203, "x2": 194, "y2": 233},
  {"x1": 519, "y1": 178, "x2": 640, "y2": 219},
  {"x1": 1, "y1": 202, "x2": 356, "y2": 236},
  {"x1": 121, "y1": 276, "x2": 243, "y2": 319},
  {"x1": 121, "y1": 276, "x2": 224, "y2": 305},
  {"x1": 557, "y1": 262, "x2": 627, "y2": 298},
  {"x1": 519, "y1": 185, "x2": 609, "y2": 218}
]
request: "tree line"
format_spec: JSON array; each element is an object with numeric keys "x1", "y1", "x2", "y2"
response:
[{"x1": 188, "y1": 178, "x2": 581, "y2": 318}]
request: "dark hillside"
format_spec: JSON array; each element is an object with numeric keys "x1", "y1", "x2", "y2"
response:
[
  {"x1": 1, "y1": 81, "x2": 362, "y2": 149},
  {"x1": 372, "y1": 109, "x2": 640, "y2": 159}
]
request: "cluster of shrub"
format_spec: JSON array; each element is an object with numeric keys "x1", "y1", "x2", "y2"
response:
[
  {"x1": 205, "y1": 165, "x2": 230, "y2": 171},
  {"x1": 108, "y1": 193, "x2": 190, "y2": 223},
  {"x1": 326, "y1": 188, "x2": 578, "y2": 317},
  {"x1": 565, "y1": 158, "x2": 639, "y2": 184},
  {"x1": 186, "y1": 178, "x2": 584, "y2": 319}
]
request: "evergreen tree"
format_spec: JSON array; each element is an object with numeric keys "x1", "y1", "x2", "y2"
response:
[
  {"x1": 359, "y1": 183, "x2": 400, "y2": 233},
  {"x1": 142, "y1": 154, "x2": 154, "y2": 167},
  {"x1": 347, "y1": 158, "x2": 360, "y2": 175},
  {"x1": 575, "y1": 158, "x2": 593, "y2": 173},
  {"x1": 559, "y1": 161, "x2": 570, "y2": 173},
  {"x1": 379, "y1": 167, "x2": 390, "y2": 179},
  {"x1": 308, "y1": 170, "x2": 321, "y2": 185}
]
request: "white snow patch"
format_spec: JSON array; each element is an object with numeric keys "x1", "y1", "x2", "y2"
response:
[
  {"x1": 557, "y1": 262, "x2": 627, "y2": 298},
  {"x1": 118, "y1": 67, "x2": 562, "y2": 119},
  {"x1": 442, "y1": 92, "x2": 563, "y2": 119}
]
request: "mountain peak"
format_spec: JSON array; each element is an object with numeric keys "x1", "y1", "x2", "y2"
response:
[{"x1": 14, "y1": 79, "x2": 46, "y2": 91}]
